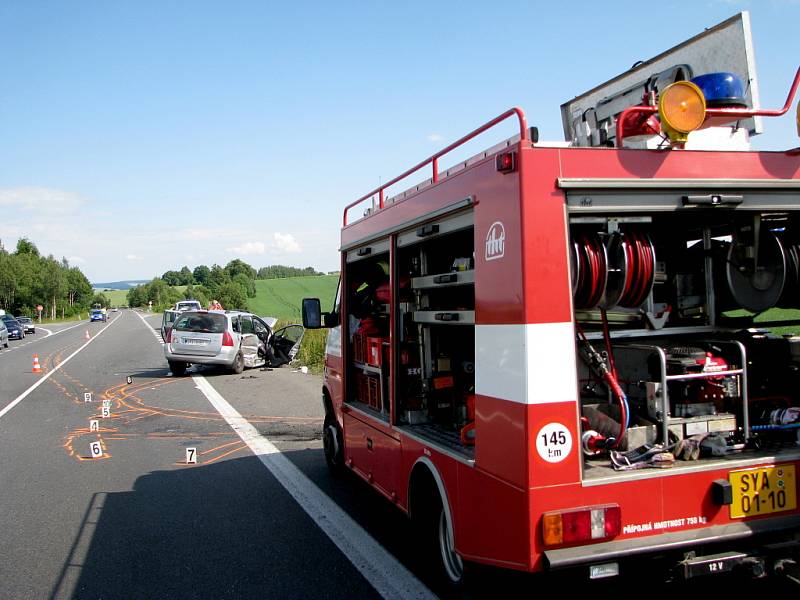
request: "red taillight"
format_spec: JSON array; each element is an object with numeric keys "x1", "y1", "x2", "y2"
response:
[
  {"x1": 495, "y1": 151, "x2": 516, "y2": 173},
  {"x1": 604, "y1": 505, "x2": 621, "y2": 538},
  {"x1": 542, "y1": 504, "x2": 621, "y2": 547},
  {"x1": 562, "y1": 510, "x2": 591, "y2": 543},
  {"x1": 222, "y1": 331, "x2": 234, "y2": 347}
]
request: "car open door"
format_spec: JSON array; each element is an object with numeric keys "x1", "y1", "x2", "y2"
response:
[{"x1": 268, "y1": 324, "x2": 304, "y2": 367}]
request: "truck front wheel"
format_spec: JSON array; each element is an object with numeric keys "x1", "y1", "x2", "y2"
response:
[{"x1": 323, "y1": 413, "x2": 344, "y2": 472}]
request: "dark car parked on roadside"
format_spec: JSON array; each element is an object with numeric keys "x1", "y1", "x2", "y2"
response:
[{"x1": 1, "y1": 315, "x2": 25, "y2": 340}]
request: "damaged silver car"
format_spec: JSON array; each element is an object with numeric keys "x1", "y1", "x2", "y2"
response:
[{"x1": 164, "y1": 309, "x2": 304, "y2": 376}]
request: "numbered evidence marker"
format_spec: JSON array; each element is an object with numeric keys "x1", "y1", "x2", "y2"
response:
[
  {"x1": 84, "y1": 392, "x2": 93, "y2": 403},
  {"x1": 101, "y1": 406, "x2": 111, "y2": 418},
  {"x1": 126, "y1": 376, "x2": 132, "y2": 385},
  {"x1": 186, "y1": 447, "x2": 198, "y2": 464},
  {"x1": 102, "y1": 399, "x2": 111, "y2": 409},
  {"x1": 89, "y1": 441, "x2": 103, "y2": 459},
  {"x1": 89, "y1": 420, "x2": 99, "y2": 432}
]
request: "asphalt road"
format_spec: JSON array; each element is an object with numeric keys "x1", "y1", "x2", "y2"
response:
[
  {"x1": 0, "y1": 311, "x2": 383, "y2": 599},
  {"x1": 0, "y1": 310, "x2": 797, "y2": 599}
]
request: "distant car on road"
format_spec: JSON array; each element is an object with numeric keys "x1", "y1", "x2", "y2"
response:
[
  {"x1": 15, "y1": 316, "x2": 35, "y2": 334},
  {"x1": 164, "y1": 310, "x2": 302, "y2": 376},
  {"x1": 0, "y1": 320, "x2": 8, "y2": 348},
  {"x1": 1, "y1": 315, "x2": 25, "y2": 340},
  {"x1": 90, "y1": 309, "x2": 107, "y2": 323},
  {"x1": 174, "y1": 300, "x2": 203, "y2": 312}
]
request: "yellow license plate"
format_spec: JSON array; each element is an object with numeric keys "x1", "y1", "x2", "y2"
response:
[{"x1": 729, "y1": 465, "x2": 796, "y2": 519}]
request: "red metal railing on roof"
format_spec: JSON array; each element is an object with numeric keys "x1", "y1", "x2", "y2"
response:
[{"x1": 343, "y1": 107, "x2": 529, "y2": 226}]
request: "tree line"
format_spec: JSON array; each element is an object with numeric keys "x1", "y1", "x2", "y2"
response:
[
  {"x1": 158, "y1": 263, "x2": 323, "y2": 286},
  {"x1": 0, "y1": 238, "x2": 96, "y2": 319},
  {"x1": 128, "y1": 261, "x2": 325, "y2": 312},
  {"x1": 127, "y1": 260, "x2": 251, "y2": 312}
]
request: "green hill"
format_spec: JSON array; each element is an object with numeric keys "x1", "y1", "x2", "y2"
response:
[
  {"x1": 248, "y1": 275, "x2": 338, "y2": 320},
  {"x1": 93, "y1": 288, "x2": 130, "y2": 307}
]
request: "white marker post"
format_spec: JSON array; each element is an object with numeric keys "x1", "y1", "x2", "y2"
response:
[
  {"x1": 186, "y1": 447, "x2": 197, "y2": 464},
  {"x1": 89, "y1": 420, "x2": 99, "y2": 432},
  {"x1": 89, "y1": 441, "x2": 103, "y2": 458},
  {"x1": 101, "y1": 406, "x2": 110, "y2": 418},
  {"x1": 84, "y1": 392, "x2": 92, "y2": 403}
]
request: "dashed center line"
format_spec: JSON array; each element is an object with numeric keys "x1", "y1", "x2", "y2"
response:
[{"x1": 0, "y1": 317, "x2": 121, "y2": 420}]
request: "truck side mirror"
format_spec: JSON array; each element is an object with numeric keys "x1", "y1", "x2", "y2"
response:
[{"x1": 302, "y1": 298, "x2": 323, "y2": 329}]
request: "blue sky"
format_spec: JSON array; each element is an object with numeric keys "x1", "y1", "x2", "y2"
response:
[{"x1": 1, "y1": 1, "x2": 798, "y2": 282}]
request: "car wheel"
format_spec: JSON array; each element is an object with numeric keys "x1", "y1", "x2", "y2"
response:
[
  {"x1": 168, "y1": 361, "x2": 187, "y2": 376},
  {"x1": 231, "y1": 352, "x2": 244, "y2": 374}
]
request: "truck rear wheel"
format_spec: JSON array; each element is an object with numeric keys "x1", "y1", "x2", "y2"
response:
[
  {"x1": 437, "y1": 505, "x2": 464, "y2": 584},
  {"x1": 411, "y1": 472, "x2": 467, "y2": 588}
]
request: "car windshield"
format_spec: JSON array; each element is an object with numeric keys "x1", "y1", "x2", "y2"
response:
[
  {"x1": 174, "y1": 313, "x2": 226, "y2": 333},
  {"x1": 91, "y1": 310, "x2": 103, "y2": 315},
  {"x1": 17, "y1": 317, "x2": 30, "y2": 322}
]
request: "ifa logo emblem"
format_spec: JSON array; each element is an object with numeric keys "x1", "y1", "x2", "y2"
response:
[{"x1": 485, "y1": 221, "x2": 505, "y2": 261}]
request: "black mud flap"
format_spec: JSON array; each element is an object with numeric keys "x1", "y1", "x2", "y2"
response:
[{"x1": 678, "y1": 551, "x2": 764, "y2": 579}]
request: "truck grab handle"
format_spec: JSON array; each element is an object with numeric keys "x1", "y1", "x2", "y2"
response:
[{"x1": 343, "y1": 107, "x2": 529, "y2": 226}]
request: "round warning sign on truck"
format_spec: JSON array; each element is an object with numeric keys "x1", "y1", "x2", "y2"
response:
[{"x1": 536, "y1": 422, "x2": 573, "y2": 463}]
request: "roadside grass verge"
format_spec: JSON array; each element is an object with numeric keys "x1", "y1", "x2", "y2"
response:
[
  {"x1": 274, "y1": 319, "x2": 327, "y2": 373},
  {"x1": 249, "y1": 275, "x2": 338, "y2": 320}
]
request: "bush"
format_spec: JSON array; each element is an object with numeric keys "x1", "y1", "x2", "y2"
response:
[
  {"x1": 296, "y1": 328, "x2": 328, "y2": 373},
  {"x1": 274, "y1": 319, "x2": 327, "y2": 373}
]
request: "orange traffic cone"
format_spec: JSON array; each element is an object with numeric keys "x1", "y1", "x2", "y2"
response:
[
  {"x1": 85, "y1": 330, "x2": 90, "y2": 341},
  {"x1": 32, "y1": 354, "x2": 42, "y2": 374}
]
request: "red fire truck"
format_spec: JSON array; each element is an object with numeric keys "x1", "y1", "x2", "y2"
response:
[{"x1": 302, "y1": 14, "x2": 800, "y2": 586}]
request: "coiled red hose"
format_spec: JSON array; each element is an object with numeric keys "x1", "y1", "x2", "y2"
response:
[
  {"x1": 573, "y1": 233, "x2": 606, "y2": 309},
  {"x1": 618, "y1": 230, "x2": 655, "y2": 308},
  {"x1": 572, "y1": 230, "x2": 654, "y2": 310}
]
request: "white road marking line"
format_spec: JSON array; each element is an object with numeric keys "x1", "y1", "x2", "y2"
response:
[
  {"x1": 133, "y1": 311, "x2": 164, "y2": 343},
  {"x1": 0, "y1": 316, "x2": 121, "y2": 420},
  {"x1": 192, "y1": 376, "x2": 436, "y2": 600},
  {"x1": 131, "y1": 309, "x2": 434, "y2": 599}
]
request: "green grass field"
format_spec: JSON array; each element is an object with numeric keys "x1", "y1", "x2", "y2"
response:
[
  {"x1": 95, "y1": 289, "x2": 130, "y2": 307},
  {"x1": 725, "y1": 307, "x2": 800, "y2": 336},
  {"x1": 248, "y1": 275, "x2": 338, "y2": 320}
]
